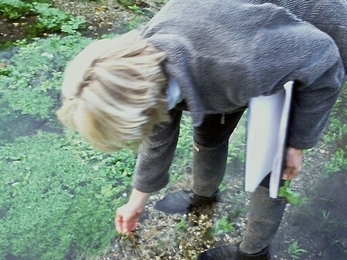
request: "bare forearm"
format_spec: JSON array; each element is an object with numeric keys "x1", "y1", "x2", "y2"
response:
[{"x1": 128, "y1": 188, "x2": 150, "y2": 206}]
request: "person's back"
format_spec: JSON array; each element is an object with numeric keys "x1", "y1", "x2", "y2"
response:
[
  {"x1": 141, "y1": 0, "x2": 344, "y2": 149},
  {"x1": 251, "y1": 0, "x2": 347, "y2": 71}
]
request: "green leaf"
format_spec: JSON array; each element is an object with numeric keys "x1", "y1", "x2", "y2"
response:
[{"x1": 279, "y1": 180, "x2": 302, "y2": 205}]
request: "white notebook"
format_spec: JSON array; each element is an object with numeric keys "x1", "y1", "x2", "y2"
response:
[{"x1": 245, "y1": 81, "x2": 293, "y2": 198}]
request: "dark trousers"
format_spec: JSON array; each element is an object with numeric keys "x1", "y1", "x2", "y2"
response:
[
  {"x1": 193, "y1": 112, "x2": 245, "y2": 147},
  {"x1": 191, "y1": 112, "x2": 287, "y2": 254},
  {"x1": 193, "y1": 111, "x2": 284, "y2": 193},
  {"x1": 192, "y1": 112, "x2": 244, "y2": 196}
]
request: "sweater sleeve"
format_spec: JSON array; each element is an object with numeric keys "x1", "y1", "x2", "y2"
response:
[
  {"x1": 288, "y1": 60, "x2": 343, "y2": 149},
  {"x1": 247, "y1": 7, "x2": 345, "y2": 149},
  {"x1": 132, "y1": 109, "x2": 182, "y2": 193},
  {"x1": 303, "y1": 0, "x2": 347, "y2": 75}
]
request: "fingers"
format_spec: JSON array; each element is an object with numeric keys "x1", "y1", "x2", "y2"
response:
[
  {"x1": 115, "y1": 205, "x2": 141, "y2": 235},
  {"x1": 282, "y1": 147, "x2": 303, "y2": 180},
  {"x1": 125, "y1": 219, "x2": 138, "y2": 235},
  {"x1": 282, "y1": 166, "x2": 300, "y2": 180},
  {"x1": 115, "y1": 211, "x2": 132, "y2": 235},
  {"x1": 115, "y1": 213, "x2": 124, "y2": 234}
]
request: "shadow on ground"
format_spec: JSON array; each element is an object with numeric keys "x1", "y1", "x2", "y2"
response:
[{"x1": 272, "y1": 172, "x2": 347, "y2": 260}]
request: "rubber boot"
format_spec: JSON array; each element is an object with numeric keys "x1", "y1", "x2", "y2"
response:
[
  {"x1": 154, "y1": 141, "x2": 228, "y2": 214},
  {"x1": 192, "y1": 141, "x2": 228, "y2": 197},
  {"x1": 198, "y1": 244, "x2": 270, "y2": 260},
  {"x1": 198, "y1": 185, "x2": 287, "y2": 259},
  {"x1": 239, "y1": 185, "x2": 287, "y2": 255}
]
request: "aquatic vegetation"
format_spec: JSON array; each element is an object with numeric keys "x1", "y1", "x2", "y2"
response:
[
  {"x1": 0, "y1": 34, "x2": 93, "y2": 140},
  {"x1": 0, "y1": 132, "x2": 135, "y2": 259},
  {"x1": 0, "y1": 0, "x2": 86, "y2": 35}
]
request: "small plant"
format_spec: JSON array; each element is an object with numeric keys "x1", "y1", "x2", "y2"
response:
[
  {"x1": 175, "y1": 216, "x2": 188, "y2": 232},
  {"x1": 0, "y1": 0, "x2": 85, "y2": 35},
  {"x1": 323, "y1": 148, "x2": 347, "y2": 175},
  {"x1": 31, "y1": 2, "x2": 85, "y2": 34},
  {"x1": 61, "y1": 16, "x2": 86, "y2": 34},
  {"x1": 127, "y1": 4, "x2": 144, "y2": 14},
  {"x1": 214, "y1": 215, "x2": 234, "y2": 235},
  {"x1": 318, "y1": 209, "x2": 347, "y2": 236},
  {"x1": 0, "y1": 0, "x2": 31, "y2": 19},
  {"x1": 321, "y1": 209, "x2": 331, "y2": 222},
  {"x1": 278, "y1": 180, "x2": 303, "y2": 205},
  {"x1": 219, "y1": 180, "x2": 229, "y2": 192},
  {"x1": 287, "y1": 240, "x2": 308, "y2": 259}
]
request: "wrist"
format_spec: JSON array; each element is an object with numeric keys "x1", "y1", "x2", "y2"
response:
[
  {"x1": 128, "y1": 188, "x2": 150, "y2": 208},
  {"x1": 287, "y1": 146, "x2": 303, "y2": 154}
]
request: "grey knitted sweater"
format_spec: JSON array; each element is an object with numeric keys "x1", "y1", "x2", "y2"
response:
[{"x1": 133, "y1": 0, "x2": 346, "y2": 193}]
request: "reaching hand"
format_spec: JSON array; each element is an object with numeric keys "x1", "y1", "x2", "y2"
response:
[
  {"x1": 115, "y1": 202, "x2": 144, "y2": 235},
  {"x1": 282, "y1": 146, "x2": 303, "y2": 180},
  {"x1": 115, "y1": 188, "x2": 150, "y2": 235}
]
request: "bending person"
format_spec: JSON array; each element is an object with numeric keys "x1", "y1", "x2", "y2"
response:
[{"x1": 57, "y1": 0, "x2": 346, "y2": 259}]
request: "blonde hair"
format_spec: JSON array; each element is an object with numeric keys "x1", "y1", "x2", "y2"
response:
[{"x1": 57, "y1": 30, "x2": 169, "y2": 152}]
